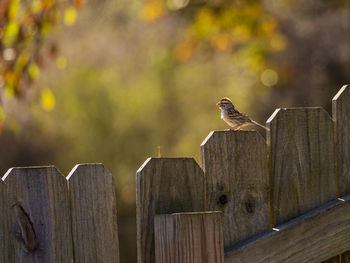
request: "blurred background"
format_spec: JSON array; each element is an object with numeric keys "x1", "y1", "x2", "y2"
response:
[{"x1": 0, "y1": 0, "x2": 349, "y2": 261}]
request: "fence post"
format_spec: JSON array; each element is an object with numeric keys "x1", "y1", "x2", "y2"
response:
[
  {"x1": 201, "y1": 131, "x2": 270, "y2": 250},
  {"x1": 0, "y1": 166, "x2": 73, "y2": 262},
  {"x1": 267, "y1": 107, "x2": 339, "y2": 262},
  {"x1": 67, "y1": 163, "x2": 120, "y2": 263},
  {"x1": 154, "y1": 211, "x2": 224, "y2": 263},
  {"x1": 137, "y1": 158, "x2": 205, "y2": 263},
  {"x1": 333, "y1": 84, "x2": 350, "y2": 262},
  {"x1": 267, "y1": 107, "x2": 336, "y2": 226}
]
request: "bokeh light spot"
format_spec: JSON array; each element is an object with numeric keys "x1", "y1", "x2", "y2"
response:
[
  {"x1": 166, "y1": 0, "x2": 189, "y2": 10},
  {"x1": 3, "y1": 48, "x2": 16, "y2": 61},
  {"x1": 261, "y1": 69, "x2": 278, "y2": 87}
]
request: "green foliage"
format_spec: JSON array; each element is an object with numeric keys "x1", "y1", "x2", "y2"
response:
[
  {"x1": 0, "y1": 0, "x2": 82, "y2": 99},
  {"x1": 141, "y1": 0, "x2": 286, "y2": 71}
]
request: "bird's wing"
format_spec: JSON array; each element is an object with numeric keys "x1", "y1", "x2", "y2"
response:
[{"x1": 227, "y1": 108, "x2": 251, "y2": 123}]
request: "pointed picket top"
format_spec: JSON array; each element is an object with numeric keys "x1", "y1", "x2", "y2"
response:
[
  {"x1": 201, "y1": 130, "x2": 270, "y2": 250},
  {"x1": 332, "y1": 84, "x2": 350, "y2": 196},
  {"x1": 267, "y1": 107, "x2": 336, "y2": 226},
  {"x1": 0, "y1": 166, "x2": 73, "y2": 262},
  {"x1": 67, "y1": 163, "x2": 120, "y2": 263},
  {"x1": 137, "y1": 157, "x2": 205, "y2": 263}
]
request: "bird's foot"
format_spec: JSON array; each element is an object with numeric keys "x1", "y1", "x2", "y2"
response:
[{"x1": 224, "y1": 128, "x2": 241, "y2": 131}]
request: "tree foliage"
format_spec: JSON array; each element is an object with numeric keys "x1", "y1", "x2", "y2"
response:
[
  {"x1": 141, "y1": 0, "x2": 287, "y2": 70},
  {"x1": 0, "y1": 0, "x2": 82, "y2": 97}
]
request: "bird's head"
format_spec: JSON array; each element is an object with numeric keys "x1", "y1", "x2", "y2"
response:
[{"x1": 216, "y1": 97, "x2": 234, "y2": 110}]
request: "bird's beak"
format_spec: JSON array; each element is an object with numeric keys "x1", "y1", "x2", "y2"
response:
[{"x1": 216, "y1": 102, "x2": 220, "y2": 106}]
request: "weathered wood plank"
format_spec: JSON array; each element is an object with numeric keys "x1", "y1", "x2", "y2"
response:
[
  {"x1": 67, "y1": 163, "x2": 120, "y2": 263},
  {"x1": 201, "y1": 131, "x2": 270, "y2": 251},
  {"x1": 137, "y1": 158, "x2": 205, "y2": 263},
  {"x1": 332, "y1": 85, "x2": 350, "y2": 263},
  {"x1": 155, "y1": 212, "x2": 224, "y2": 263},
  {"x1": 0, "y1": 166, "x2": 73, "y2": 262},
  {"x1": 0, "y1": 178, "x2": 8, "y2": 262},
  {"x1": 225, "y1": 194, "x2": 350, "y2": 263},
  {"x1": 267, "y1": 108, "x2": 336, "y2": 226},
  {"x1": 333, "y1": 84, "x2": 350, "y2": 196}
]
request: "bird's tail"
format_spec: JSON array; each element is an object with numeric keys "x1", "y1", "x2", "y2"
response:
[{"x1": 251, "y1": 120, "x2": 270, "y2": 131}]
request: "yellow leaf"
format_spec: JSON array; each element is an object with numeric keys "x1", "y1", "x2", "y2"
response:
[
  {"x1": 28, "y1": 63, "x2": 40, "y2": 80},
  {"x1": 0, "y1": 105, "x2": 5, "y2": 121},
  {"x1": 212, "y1": 33, "x2": 231, "y2": 51},
  {"x1": 232, "y1": 25, "x2": 251, "y2": 43},
  {"x1": 261, "y1": 20, "x2": 277, "y2": 36},
  {"x1": 31, "y1": 0, "x2": 42, "y2": 13},
  {"x1": 194, "y1": 8, "x2": 216, "y2": 38},
  {"x1": 5, "y1": 84, "x2": 15, "y2": 98},
  {"x1": 64, "y1": 7, "x2": 77, "y2": 26},
  {"x1": 40, "y1": 22, "x2": 51, "y2": 35},
  {"x1": 9, "y1": 0, "x2": 20, "y2": 20},
  {"x1": 140, "y1": 1, "x2": 164, "y2": 21},
  {"x1": 15, "y1": 53, "x2": 29, "y2": 74},
  {"x1": 3, "y1": 21, "x2": 19, "y2": 46},
  {"x1": 175, "y1": 41, "x2": 194, "y2": 61},
  {"x1": 41, "y1": 88, "x2": 56, "y2": 111},
  {"x1": 270, "y1": 35, "x2": 287, "y2": 52},
  {"x1": 42, "y1": 0, "x2": 55, "y2": 10}
]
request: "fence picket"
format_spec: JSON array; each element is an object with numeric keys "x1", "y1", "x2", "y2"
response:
[
  {"x1": 137, "y1": 158, "x2": 205, "y2": 263},
  {"x1": 67, "y1": 163, "x2": 120, "y2": 263},
  {"x1": 0, "y1": 166, "x2": 73, "y2": 263},
  {"x1": 267, "y1": 107, "x2": 336, "y2": 226},
  {"x1": 154, "y1": 212, "x2": 224, "y2": 263},
  {"x1": 333, "y1": 84, "x2": 350, "y2": 196},
  {"x1": 201, "y1": 130, "x2": 270, "y2": 251},
  {"x1": 333, "y1": 84, "x2": 350, "y2": 263}
]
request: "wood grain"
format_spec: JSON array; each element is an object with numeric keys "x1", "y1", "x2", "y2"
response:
[
  {"x1": 0, "y1": 166, "x2": 73, "y2": 263},
  {"x1": 201, "y1": 131, "x2": 270, "y2": 251},
  {"x1": 267, "y1": 108, "x2": 336, "y2": 226},
  {"x1": 154, "y1": 212, "x2": 224, "y2": 263},
  {"x1": 225, "y1": 194, "x2": 350, "y2": 263},
  {"x1": 67, "y1": 163, "x2": 120, "y2": 263},
  {"x1": 137, "y1": 158, "x2": 205, "y2": 263},
  {"x1": 332, "y1": 84, "x2": 350, "y2": 196},
  {"x1": 332, "y1": 85, "x2": 350, "y2": 263}
]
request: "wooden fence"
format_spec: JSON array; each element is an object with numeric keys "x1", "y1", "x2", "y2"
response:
[{"x1": 0, "y1": 84, "x2": 349, "y2": 263}]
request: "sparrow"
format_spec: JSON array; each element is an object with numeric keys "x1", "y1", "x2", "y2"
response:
[{"x1": 216, "y1": 97, "x2": 269, "y2": 131}]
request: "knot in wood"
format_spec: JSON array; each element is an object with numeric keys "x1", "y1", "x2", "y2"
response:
[
  {"x1": 12, "y1": 203, "x2": 37, "y2": 254},
  {"x1": 217, "y1": 194, "x2": 228, "y2": 206},
  {"x1": 245, "y1": 198, "x2": 255, "y2": 213}
]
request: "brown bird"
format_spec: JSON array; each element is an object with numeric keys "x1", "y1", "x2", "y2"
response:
[{"x1": 216, "y1": 97, "x2": 269, "y2": 131}]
